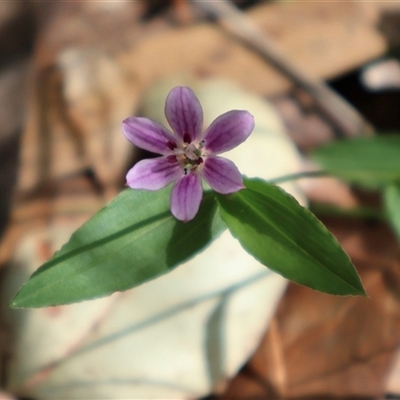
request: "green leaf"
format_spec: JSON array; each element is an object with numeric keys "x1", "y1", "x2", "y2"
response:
[
  {"x1": 383, "y1": 183, "x2": 400, "y2": 241},
  {"x1": 10, "y1": 188, "x2": 225, "y2": 308},
  {"x1": 216, "y1": 178, "x2": 366, "y2": 296},
  {"x1": 311, "y1": 134, "x2": 400, "y2": 188}
]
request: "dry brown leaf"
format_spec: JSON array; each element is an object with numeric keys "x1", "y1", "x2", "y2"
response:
[
  {"x1": 16, "y1": 1, "x2": 388, "y2": 194},
  {"x1": 1, "y1": 1, "x2": 399, "y2": 398}
]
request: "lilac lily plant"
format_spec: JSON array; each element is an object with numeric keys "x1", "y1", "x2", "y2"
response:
[{"x1": 122, "y1": 86, "x2": 255, "y2": 222}]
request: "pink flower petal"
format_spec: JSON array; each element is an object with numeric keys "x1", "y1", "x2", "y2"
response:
[
  {"x1": 165, "y1": 87, "x2": 203, "y2": 142},
  {"x1": 201, "y1": 156, "x2": 244, "y2": 194},
  {"x1": 203, "y1": 110, "x2": 254, "y2": 154},
  {"x1": 126, "y1": 157, "x2": 182, "y2": 190},
  {"x1": 122, "y1": 117, "x2": 176, "y2": 155},
  {"x1": 170, "y1": 173, "x2": 203, "y2": 222}
]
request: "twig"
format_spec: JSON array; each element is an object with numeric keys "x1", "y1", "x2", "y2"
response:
[{"x1": 192, "y1": 0, "x2": 373, "y2": 137}]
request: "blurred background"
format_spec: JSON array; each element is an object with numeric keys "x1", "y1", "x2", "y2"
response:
[{"x1": 1, "y1": 0, "x2": 400, "y2": 398}]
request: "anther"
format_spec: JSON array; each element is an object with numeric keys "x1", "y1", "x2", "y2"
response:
[
  {"x1": 196, "y1": 157, "x2": 203, "y2": 165},
  {"x1": 167, "y1": 155, "x2": 177, "y2": 163},
  {"x1": 183, "y1": 132, "x2": 192, "y2": 144},
  {"x1": 167, "y1": 141, "x2": 177, "y2": 150}
]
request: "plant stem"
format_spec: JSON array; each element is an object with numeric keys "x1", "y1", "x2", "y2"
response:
[{"x1": 267, "y1": 170, "x2": 329, "y2": 185}]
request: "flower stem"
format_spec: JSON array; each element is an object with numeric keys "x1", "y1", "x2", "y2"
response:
[
  {"x1": 310, "y1": 202, "x2": 386, "y2": 221},
  {"x1": 267, "y1": 170, "x2": 329, "y2": 185}
]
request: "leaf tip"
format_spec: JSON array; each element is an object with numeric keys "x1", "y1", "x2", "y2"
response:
[
  {"x1": 347, "y1": 284, "x2": 368, "y2": 298},
  {"x1": 8, "y1": 299, "x2": 20, "y2": 309}
]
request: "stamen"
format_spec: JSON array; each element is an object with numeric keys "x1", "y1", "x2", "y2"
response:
[
  {"x1": 167, "y1": 155, "x2": 177, "y2": 163},
  {"x1": 167, "y1": 140, "x2": 177, "y2": 150},
  {"x1": 183, "y1": 132, "x2": 192, "y2": 144},
  {"x1": 196, "y1": 157, "x2": 203, "y2": 165},
  {"x1": 184, "y1": 168, "x2": 188, "y2": 175},
  {"x1": 199, "y1": 140, "x2": 205, "y2": 148}
]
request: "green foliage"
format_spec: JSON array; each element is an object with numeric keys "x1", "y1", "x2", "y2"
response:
[
  {"x1": 10, "y1": 188, "x2": 225, "y2": 308},
  {"x1": 384, "y1": 184, "x2": 400, "y2": 241},
  {"x1": 312, "y1": 134, "x2": 400, "y2": 242},
  {"x1": 312, "y1": 134, "x2": 400, "y2": 188},
  {"x1": 217, "y1": 178, "x2": 366, "y2": 296},
  {"x1": 10, "y1": 177, "x2": 368, "y2": 308}
]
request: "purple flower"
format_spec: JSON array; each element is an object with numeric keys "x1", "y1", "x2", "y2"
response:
[{"x1": 122, "y1": 86, "x2": 254, "y2": 222}]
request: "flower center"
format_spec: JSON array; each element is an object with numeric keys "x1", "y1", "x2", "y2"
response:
[
  {"x1": 173, "y1": 137, "x2": 206, "y2": 175},
  {"x1": 167, "y1": 134, "x2": 207, "y2": 175}
]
